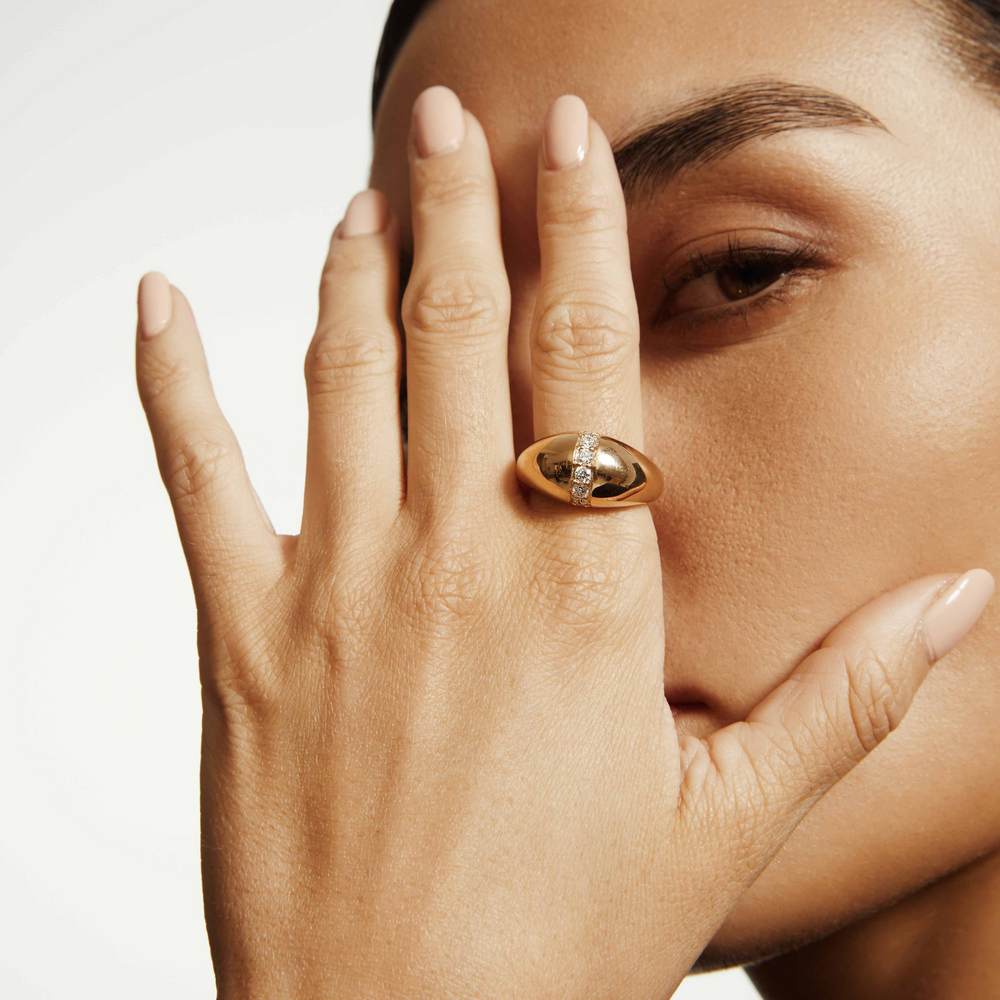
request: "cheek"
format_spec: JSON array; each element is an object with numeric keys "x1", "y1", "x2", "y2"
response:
[
  {"x1": 643, "y1": 248, "x2": 1000, "y2": 949},
  {"x1": 642, "y1": 260, "x2": 1000, "y2": 719}
]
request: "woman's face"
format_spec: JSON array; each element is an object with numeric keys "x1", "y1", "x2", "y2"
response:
[{"x1": 369, "y1": 0, "x2": 1000, "y2": 964}]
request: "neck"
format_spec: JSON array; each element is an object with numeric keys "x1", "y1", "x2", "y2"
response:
[{"x1": 746, "y1": 848, "x2": 1000, "y2": 1000}]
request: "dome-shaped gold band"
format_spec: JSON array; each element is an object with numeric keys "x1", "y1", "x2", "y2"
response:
[{"x1": 515, "y1": 432, "x2": 663, "y2": 508}]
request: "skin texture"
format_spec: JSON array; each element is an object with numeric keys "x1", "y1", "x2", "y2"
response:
[
  {"x1": 133, "y1": 1, "x2": 999, "y2": 995},
  {"x1": 365, "y1": 0, "x2": 1000, "y2": 993},
  {"x1": 138, "y1": 80, "x2": 994, "y2": 988},
  {"x1": 749, "y1": 848, "x2": 1000, "y2": 999},
  {"x1": 135, "y1": 105, "x2": 983, "y2": 995}
]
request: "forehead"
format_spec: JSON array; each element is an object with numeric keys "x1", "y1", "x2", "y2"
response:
[
  {"x1": 369, "y1": 0, "x2": 928, "y2": 238},
  {"x1": 376, "y1": 0, "x2": 914, "y2": 138}
]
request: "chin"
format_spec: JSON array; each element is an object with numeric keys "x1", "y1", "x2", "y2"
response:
[{"x1": 693, "y1": 840, "x2": 988, "y2": 973}]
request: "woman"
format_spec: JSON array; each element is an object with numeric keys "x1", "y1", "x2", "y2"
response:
[{"x1": 134, "y1": 0, "x2": 1000, "y2": 995}]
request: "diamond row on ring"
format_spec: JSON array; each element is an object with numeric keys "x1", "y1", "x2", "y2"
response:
[{"x1": 570, "y1": 432, "x2": 600, "y2": 506}]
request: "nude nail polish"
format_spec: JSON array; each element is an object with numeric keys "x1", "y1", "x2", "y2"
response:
[
  {"x1": 412, "y1": 85, "x2": 465, "y2": 158},
  {"x1": 137, "y1": 272, "x2": 173, "y2": 339},
  {"x1": 543, "y1": 94, "x2": 590, "y2": 170},
  {"x1": 921, "y1": 568, "x2": 995, "y2": 661},
  {"x1": 341, "y1": 189, "x2": 389, "y2": 237}
]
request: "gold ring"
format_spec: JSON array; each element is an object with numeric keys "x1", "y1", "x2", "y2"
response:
[{"x1": 515, "y1": 432, "x2": 663, "y2": 507}]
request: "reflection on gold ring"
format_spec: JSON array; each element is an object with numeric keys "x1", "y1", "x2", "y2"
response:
[{"x1": 515, "y1": 431, "x2": 664, "y2": 508}]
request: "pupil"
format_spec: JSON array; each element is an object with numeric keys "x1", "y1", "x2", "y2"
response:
[{"x1": 717, "y1": 263, "x2": 783, "y2": 300}]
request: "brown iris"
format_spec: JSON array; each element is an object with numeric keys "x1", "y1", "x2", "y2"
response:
[{"x1": 715, "y1": 261, "x2": 786, "y2": 300}]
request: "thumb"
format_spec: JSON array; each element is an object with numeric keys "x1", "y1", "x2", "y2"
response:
[{"x1": 690, "y1": 568, "x2": 994, "y2": 876}]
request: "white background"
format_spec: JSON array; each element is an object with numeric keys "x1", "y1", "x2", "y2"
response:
[{"x1": 0, "y1": 1, "x2": 760, "y2": 996}]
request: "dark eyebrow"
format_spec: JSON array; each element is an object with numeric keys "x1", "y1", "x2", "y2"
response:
[{"x1": 611, "y1": 78, "x2": 890, "y2": 203}]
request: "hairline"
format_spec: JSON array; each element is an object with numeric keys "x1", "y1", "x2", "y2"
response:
[{"x1": 371, "y1": 0, "x2": 1000, "y2": 128}]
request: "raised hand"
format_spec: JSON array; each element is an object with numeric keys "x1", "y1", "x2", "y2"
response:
[{"x1": 135, "y1": 86, "x2": 993, "y2": 1000}]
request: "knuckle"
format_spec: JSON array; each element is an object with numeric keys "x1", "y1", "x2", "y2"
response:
[
  {"x1": 413, "y1": 170, "x2": 496, "y2": 218},
  {"x1": 140, "y1": 353, "x2": 198, "y2": 406},
  {"x1": 164, "y1": 430, "x2": 231, "y2": 507},
  {"x1": 533, "y1": 298, "x2": 635, "y2": 377},
  {"x1": 305, "y1": 325, "x2": 397, "y2": 400},
  {"x1": 406, "y1": 526, "x2": 493, "y2": 627},
  {"x1": 529, "y1": 530, "x2": 631, "y2": 632},
  {"x1": 404, "y1": 269, "x2": 507, "y2": 342},
  {"x1": 322, "y1": 238, "x2": 384, "y2": 281},
  {"x1": 702, "y1": 727, "x2": 790, "y2": 878},
  {"x1": 206, "y1": 656, "x2": 279, "y2": 730},
  {"x1": 540, "y1": 187, "x2": 616, "y2": 239},
  {"x1": 300, "y1": 549, "x2": 383, "y2": 642},
  {"x1": 199, "y1": 614, "x2": 287, "y2": 729},
  {"x1": 844, "y1": 647, "x2": 898, "y2": 753}
]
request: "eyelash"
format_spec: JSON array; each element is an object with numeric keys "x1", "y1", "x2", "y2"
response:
[{"x1": 654, "y1": 236, "x2": 825, "y2": 337}]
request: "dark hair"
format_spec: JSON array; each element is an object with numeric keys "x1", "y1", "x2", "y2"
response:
[
  {"x1": 370, "y1": 0, "x2": 1000, "y2": 127},
  {"x1": 917, "y1": 0, "x2": 1000, "y2": 106},
  {"x1": 371, "y1": 0, "x2": 435, "y2": 128}
]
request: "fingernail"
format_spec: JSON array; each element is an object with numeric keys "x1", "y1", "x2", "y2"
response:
[
  {"x1": 412, "y1": 85, "x2": 465, "y2": 158},
  {"x1": 543, "y1": 94, "x2": 590, "y2": 171},
  {"x1": 138, "y1": 272, "x2": 173, "y2": 339},
  {"x1": 921, "y1": 568, "x2": 995, "y2": 661},
  {"x1": 340, "y1": 189, "x2": 390, "y2": 237}
]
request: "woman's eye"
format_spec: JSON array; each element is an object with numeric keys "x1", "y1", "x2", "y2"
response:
[
  {"x1": 667, "y1": 260, "x2": 788, "y2": 315},
  {"x1": 651, "y1": 239, "x2": 826, "y2": 341}
]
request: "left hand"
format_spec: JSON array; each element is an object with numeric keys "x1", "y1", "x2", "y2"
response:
[{"x1": 135, "y1": 86, "x2": 990, "y2": 999}]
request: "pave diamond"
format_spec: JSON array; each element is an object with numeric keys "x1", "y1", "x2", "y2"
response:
[
  {"x1": 572, "y1": 431, "x2": 600, "y2": 466},
  {"x1": 568, "y1": 432, "x2": 599, "y2": 506}
]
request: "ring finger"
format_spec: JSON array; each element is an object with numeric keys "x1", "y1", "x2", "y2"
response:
[{"x1": 529, "y1": 95, "x2": 644, "y2": 451}]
